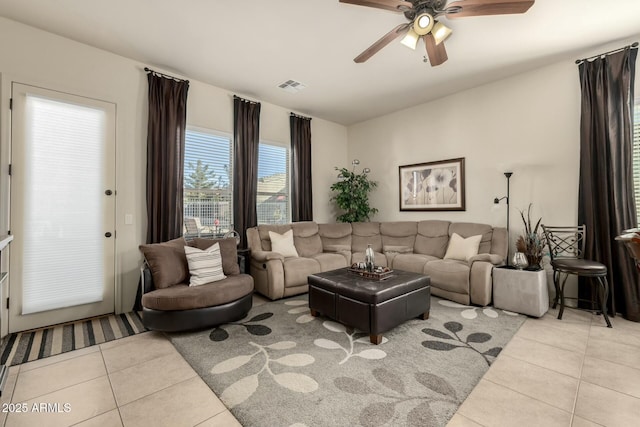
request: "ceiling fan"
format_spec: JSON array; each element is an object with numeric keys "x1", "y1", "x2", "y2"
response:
[{"x1": 340, "y1": 0, "x2": 535, "y2": 66}]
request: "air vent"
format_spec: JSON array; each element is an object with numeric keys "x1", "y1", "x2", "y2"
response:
[{"x1": 278, "y1": 79, "x2": 306, "y2": 94}]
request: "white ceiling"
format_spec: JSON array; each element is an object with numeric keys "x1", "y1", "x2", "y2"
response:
[{"x1": 1, "y1": 0, "x2": 639, "y2": 125}]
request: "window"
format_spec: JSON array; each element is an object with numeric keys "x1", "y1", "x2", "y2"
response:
[
  {"x1": 257, "y1": 141, "x2": 290, "y2": 224},
  {"x1": 183, "y1": 128, "x2": 233, "y2": 237},
  {"x1": 634, "y1": 99, "x2": 640, "y2": 223}
]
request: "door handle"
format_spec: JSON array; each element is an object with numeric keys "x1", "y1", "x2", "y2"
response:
[
  {"x1": 105, "y1": 189, "x2": 113, "y2": 196},
  {"x1": 105, "y1": 232, "x2": 112, "y2": 238}
]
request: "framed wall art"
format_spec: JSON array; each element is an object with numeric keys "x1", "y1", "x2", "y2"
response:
[{"x1": 399, "y1": 157, "x2": 465, "y2": 211}]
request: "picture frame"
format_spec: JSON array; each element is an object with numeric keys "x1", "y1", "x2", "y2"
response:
[{"x1": 399, "y1": 157, "x2": 465, "y2": 211}]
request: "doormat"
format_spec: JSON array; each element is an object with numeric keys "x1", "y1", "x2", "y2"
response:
[{"x1": 0, "y1": 312, "x2": 147, "y2": 366}]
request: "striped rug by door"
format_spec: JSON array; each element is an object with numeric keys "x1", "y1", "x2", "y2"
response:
[{"x1": 0, "y1": 312, "x2": 147, "y2": 367}]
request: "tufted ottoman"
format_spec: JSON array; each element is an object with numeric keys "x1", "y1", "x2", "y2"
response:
[{"x1": 308, "y1": 268, "x2": 431, "y2": 344}]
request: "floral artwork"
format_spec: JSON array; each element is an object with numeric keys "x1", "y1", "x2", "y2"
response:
[{"x1": 399, "y1": 158, "x2": 465, "y2": 211}]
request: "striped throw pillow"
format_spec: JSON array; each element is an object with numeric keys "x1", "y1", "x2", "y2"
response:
[{"x1": 184, "y1": 243, "x2": 227, "y2": 286}]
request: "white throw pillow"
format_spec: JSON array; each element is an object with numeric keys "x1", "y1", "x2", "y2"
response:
[
  {"x1": 444, "y1": 233, "x2": 482, "y2": 261},
  {"x1": 184, "y1": 243, "x2": 227, "y2": 286},
  {"x1": 269, "y1": 229, "x2": 299, "y2": 258}
]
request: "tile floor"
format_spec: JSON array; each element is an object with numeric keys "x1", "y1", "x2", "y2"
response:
[{"x1": 1, "y1": 303, "x2": 638, "y2": 426}]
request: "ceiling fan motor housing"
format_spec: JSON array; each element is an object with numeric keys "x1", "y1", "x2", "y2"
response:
[{"x1": 404, "y1": 0, "x2": 449, "y2": 20}]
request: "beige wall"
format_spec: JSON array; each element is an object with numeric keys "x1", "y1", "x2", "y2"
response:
[
  {"x1": 347, "y1": 36, "x2": 640, "y2": 244},
  {"x1": 346, "y1": 37, "x2": 639, "y2": 301},
  {"x1": 0, "y1": 17, "x2": 348, "y2": 313}
]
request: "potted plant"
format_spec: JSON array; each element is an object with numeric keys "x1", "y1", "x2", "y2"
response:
[
  {"x1": 330, "y1": 161, "x2": 378, "y2": 223},
  {"x1": 515, "y1": 204, "x2": 545, "y2": 270}
]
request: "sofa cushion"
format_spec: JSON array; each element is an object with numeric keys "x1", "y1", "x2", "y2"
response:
[
  {"x1": 380, "y1": 221, "x2": 417, "y2": 249},
  {"x1": 283, "y1": 257, "x2": 321, "y2": 287},
  {"x1": 311, "y1": 253, "x2": 349, "y2": 271},
  {"x1": 414, "y1": 220, "x2": 450, "y2": 257},
  {"x1": 319, "y1": 223, "x2": 352, "y2": 251},
  {"x1": 139, "y1": 237, "x2": 189, "y2": 289},
  {"x1": 444, "y1": 233, "x2": 482, "y2": 261},
  {"x1": 193, "y1": 237, "x2": 241, "y2": 275},
  {"x1": 351, "y1": 222, "x2": 382, "y2": 252},
  {"x1": 424, "y1": 259, "x2": 470, "y2": 294},
  {"x1": 292, "y1": 222, "x2": 323, "y2": 257},
  {"x1": 257, "y1": 224, "x2": 292, "y2": 251},
  {"x1": 141, "y1": 274, "x2": 254, "y2": 311},
  {"x1": 392, "y1": 253, "x2": 439, "y2": 273},
  {"x1": 269, "y1": 230, "x2": 299, "y2": 258},
  {"x1": 184, "y1": 244, "x2": 227, "y2": 286},
  {"x1": 383, "y1": 245, "x2": 413, "y2": 254}
]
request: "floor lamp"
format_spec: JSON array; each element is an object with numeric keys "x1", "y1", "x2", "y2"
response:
[{"x1": 494, "y1": 172, "x2": 513, "y2": 266}]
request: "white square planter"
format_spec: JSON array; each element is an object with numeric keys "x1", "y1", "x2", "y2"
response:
[{"x1": 493, "y1": 267, "x2": 549, "y2": 317}]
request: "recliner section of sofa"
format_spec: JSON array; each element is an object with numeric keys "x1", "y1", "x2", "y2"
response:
[{"x1": 246, "y1": 221, "x2": 507, "y2": 306}]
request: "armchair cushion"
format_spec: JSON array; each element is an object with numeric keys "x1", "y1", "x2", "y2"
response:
[
  {"x1": 193, "y1": 237, "x2": 240, "y2": 275},
  {"x1": 141, "y1": 274, "x2": 254, "y2": 311},
  {"x1": 139, "y1": 237, "x2": 189, "y2": 289}
]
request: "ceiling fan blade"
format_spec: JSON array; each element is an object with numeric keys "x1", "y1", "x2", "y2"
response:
[
  {"x1": 423, "y1": 34, "x2": 448, "y2": 66},
  {"x1": 354, "y1": 23, "x2": 410, "y2": 63},
  {"x1": 445, "y1": 0, "x2": 534, "y2": 18},
  {"x1": 339, "y1": 0, "x2": 413, "y2": 13}
]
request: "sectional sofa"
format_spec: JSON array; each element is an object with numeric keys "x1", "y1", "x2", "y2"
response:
[{"x1": 246, "y1": 221, "x2": 507, "y2": 306}]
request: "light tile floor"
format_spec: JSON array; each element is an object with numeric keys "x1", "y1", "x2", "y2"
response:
[{"x1": 1, "y1": 303, "x2": 638, "y2": 426}]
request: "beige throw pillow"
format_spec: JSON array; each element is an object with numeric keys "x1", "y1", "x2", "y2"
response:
[
  {"x1": 444, "y1": 233, "x2": 482, "y2": 261},
  {"x1": 269, "y1": 229, "x2": 299, "y2": 258},
  {"x1": 184, "y1": 243, "x2": 227, "y2": 286}
]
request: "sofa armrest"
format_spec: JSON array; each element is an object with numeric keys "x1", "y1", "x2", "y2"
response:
[
  {"x1": 251, "y1": 250, "x2": 285, "y2": 262},
  {"x1": 140, "y1": 264, "x2": 155, "y2": 294},
  {"x1": 468, "y1": 253, "x2": 504, "y2": 266}
]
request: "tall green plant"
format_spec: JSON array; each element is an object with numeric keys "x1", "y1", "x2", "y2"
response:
[{"x1": 330, "y1": 166, "x2": 378, "y2": 223}]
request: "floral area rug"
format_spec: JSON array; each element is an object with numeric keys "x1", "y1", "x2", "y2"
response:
[{"x1": 167, "y1": 295, "x2": 525, "y2": 427}]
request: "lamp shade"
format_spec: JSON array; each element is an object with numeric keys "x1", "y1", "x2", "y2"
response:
[
  {"x1": 432, "y1": 21, "x2": 453, "y2": 45},
  {"x1": 400, "y1": 28, "x2": 420, "y2": 50}
]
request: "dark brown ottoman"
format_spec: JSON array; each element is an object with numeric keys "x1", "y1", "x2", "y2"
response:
[{"x1": 308, "y1": 268, "x2": 431, "y2": 344}]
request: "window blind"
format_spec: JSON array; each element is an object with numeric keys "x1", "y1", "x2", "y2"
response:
[
  {"x1": 22, "y1": 95, "x2": 106, "y2": 314},
  {"x1": 183, "y1": 129, "x2": 233, "y2": 233},
  {"x1": 257, "y1": 142, "x2": 290, "y2": 225}
]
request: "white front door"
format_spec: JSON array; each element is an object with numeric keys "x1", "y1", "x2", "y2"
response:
[{"x1": 9, "y1": 83, "x2": 116, "y2": 332}]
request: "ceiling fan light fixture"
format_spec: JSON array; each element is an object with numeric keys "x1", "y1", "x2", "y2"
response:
[
  {"x1": 413, "y1": 12, "x2": 434, "y2": 35},
  {"x1": 400, "y1": 28, "x2": 420, "y2": 50},
  {"x1": 431, "y1": 21, "x2": 452, "y2": 45}
]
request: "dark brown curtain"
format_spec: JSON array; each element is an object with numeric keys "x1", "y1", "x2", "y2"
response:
[
  {"x1": 291, "y1": 114, "x2": 313, "y2": 222},
  {"x1": 578, "y1": 46, "x2": 639, "y2": 321},
  {"x1": 233, "y1": 96, "x2": 261, "y2": 248},
  {"x1": 145, "y1": 71, "x2": 189, "y2": 244}
]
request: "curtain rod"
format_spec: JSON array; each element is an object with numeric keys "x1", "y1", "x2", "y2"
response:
[
  {"x1": 575, "y1": 42, "x2": 639, "y2": 65},
  {"x1": 290, "y1": 112, "x2": 312, "y2": 121},
  {"x1": 144, "y1": 67, "x2": 189, "y2": 83},
  {"x1": 233, "y1": 94, "x2": 260, "y2": 105}
]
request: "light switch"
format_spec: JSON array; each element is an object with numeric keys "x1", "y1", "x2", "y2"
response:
[{"x1": 124, "y1": 214, "x2": 133, "y2": 225}]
